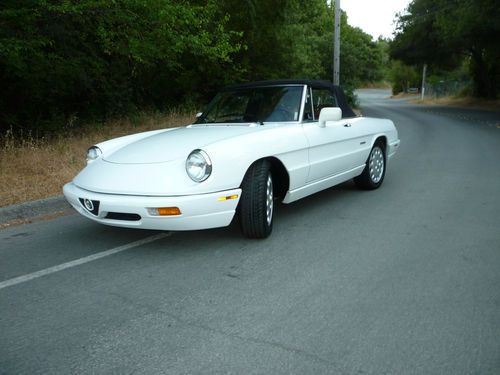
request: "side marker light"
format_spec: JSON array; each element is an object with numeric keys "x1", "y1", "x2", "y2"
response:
[{"x1": 218, "y1": 195, "x2": 239, "y2": 201}]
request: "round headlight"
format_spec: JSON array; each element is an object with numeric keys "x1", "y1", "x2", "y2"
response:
[
  {"x1": 86, "y1": 146, "x2": 102, "y2": 162},
  {"x1": 186, "y1": 149, "x2": 212, "y2": 182}
]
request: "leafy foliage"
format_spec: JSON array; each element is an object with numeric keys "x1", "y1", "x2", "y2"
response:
[
  {"x1": 0, "y1": 0, "x2": 241, "y2": 133},
  {"x1": 389, "y1": 61, "x2": 420, "y2": 95},
  {"x1": 0, "y1": 0, "x2": 384, "y2": 134},
  {"x1": 390, "y1": 0, "x2": 500, "y2": 98}
]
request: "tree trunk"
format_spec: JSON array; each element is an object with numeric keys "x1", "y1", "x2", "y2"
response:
[{"x1": 470, "y1": 47, "x2": 497, "y2": 99}]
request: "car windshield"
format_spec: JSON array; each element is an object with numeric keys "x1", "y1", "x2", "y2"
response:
[{"x1": 196, "y1": 86, "x2": 303, "y2": 124}]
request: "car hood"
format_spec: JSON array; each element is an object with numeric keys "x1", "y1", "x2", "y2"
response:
[
  {"x1": 103, "y1": 125, "x2": 259, "y2": 164},
  {"x1": 72, "y1": 121, "x2": 300, "y2": 196}
]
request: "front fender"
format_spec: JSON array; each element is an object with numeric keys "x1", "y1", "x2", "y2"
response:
[{"x1": 204, "y1": 124, "x2": 309, "y2": 192}]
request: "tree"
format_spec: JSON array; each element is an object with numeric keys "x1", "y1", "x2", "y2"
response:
[
  {"x1": 217, "y1": 1, "x2": 384, "y2": 87},
  {"x1": 0, "y1": 0, "x2": 387, "y2": 134},
  {"x1": 389, "y1": 61, "x2": 419, "y2": 94},
  {"x1": 0, "y1": 0, "x2": 241, "y2": 133},
  {"x1": 390, "y1": 0, "x2": 500, "y2": 98}
]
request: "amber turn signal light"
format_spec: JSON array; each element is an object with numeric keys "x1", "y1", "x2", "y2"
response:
[
  {"x1": 147, "y1": 207, "x2": 181, "y2": 216},
  {"x1": 157, "y1": 207, "x2": 181, "y2": 216}
]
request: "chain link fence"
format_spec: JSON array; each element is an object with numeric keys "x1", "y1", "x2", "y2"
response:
[{"x1": 425, "y1": 80, "x2": 471, "y2": 97}]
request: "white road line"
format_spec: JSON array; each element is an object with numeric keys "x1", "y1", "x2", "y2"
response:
[{"x1": 0, "y1": 232, "x2": 171, "y2": 290}]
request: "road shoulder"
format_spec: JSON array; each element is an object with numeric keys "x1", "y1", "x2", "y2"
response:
[{"x1": 0, "y1": 196, "x2": 73, "y2": 229}]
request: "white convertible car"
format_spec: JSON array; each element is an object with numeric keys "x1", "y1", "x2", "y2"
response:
[{"x1": 64, "y1": 80, "x2": 400, "y2": 238}]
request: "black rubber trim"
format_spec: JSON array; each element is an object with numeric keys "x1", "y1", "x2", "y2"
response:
[{"x1": 104, "y1": 212, "x2": 141, "y2": 221}]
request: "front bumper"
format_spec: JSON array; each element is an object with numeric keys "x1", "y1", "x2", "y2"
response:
[{"x1": 63, "y1": 182, "x2": 241, "y2": 231}]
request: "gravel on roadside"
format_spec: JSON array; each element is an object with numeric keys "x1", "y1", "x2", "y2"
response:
[{"x1": 0, "y1": 196, "x2": 72, "y2": 227}]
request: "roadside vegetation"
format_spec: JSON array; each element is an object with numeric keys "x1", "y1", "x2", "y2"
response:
[
  {"x1": 412, "y1": 96, "x2": 500, "y2": 112},
  {"x1": 0, "y1": 111, "x2": 193, "y2": 207},
  {"x1": 0, "y1": 0, "x2": 386, "y2": 138},
  {"x1": 388, "y1": 0, "x2": 499, "y2": 99}
]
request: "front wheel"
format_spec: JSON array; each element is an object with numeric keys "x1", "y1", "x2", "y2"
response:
[
  {"x1": 239, "y1": 160, "x2": 274, "y2": 239},
  {"x1": 354, "y1": 143, "x2": 386, "y2": 190}
]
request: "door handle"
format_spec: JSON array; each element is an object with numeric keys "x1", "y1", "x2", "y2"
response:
[{"x1": 343, "y1": 123, "x2": 351, "y2": 127}]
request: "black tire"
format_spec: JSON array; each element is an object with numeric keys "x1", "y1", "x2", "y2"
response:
[
  {"x1": 354, "y1": 143, "x2": 386, "y2": 190},
  {"x1": 239, "y1": 160, "x2": 274, "y2": 239}
]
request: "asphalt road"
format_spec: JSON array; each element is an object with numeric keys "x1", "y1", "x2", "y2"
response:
[{"x1": 1, "y1": 90, "x2": 499, "y2": 374}]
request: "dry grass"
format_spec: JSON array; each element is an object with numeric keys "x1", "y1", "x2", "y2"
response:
[
  {"x1": 359, "y1": 81, "x2": 392, "y2": 89},
  {"x1": 0, "y1": 111, "x2": 195, "y2": 207},
  {"x1": 412, "y1": 96, "x2": 500, "y2": 111},
  {"x1": 390, "y1": 92, "x2": 420, "y2": 99}
]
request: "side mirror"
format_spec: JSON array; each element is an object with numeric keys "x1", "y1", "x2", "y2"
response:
[
  {"x1": 318, "y1": 107, "x2": 342, "y2": 128},
  {"x1": 195, "y1": 112, "x2": 203, "y2": 118}
]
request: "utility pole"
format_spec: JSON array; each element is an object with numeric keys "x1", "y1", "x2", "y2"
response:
[
  {"x1": 333, "y1": 0, "x2": 340, "y2": 85},
  {"x1": 421, "y1": 63, "x2": 427, "y2": 100}
]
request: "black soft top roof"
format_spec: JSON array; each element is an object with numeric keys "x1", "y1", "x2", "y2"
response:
[{"x1": 224, "y1": 79, "x2": 356, "y2": 118}]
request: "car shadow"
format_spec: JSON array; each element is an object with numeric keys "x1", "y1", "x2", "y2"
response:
[
  {"x1": 168, "y1": 180, "x2": 361, "y2": 242},
  {"x1": 80, "y1": 179, "x2": 362, "y2": 250}
]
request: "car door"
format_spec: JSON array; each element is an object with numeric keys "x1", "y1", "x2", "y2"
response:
[{"x1": 302, "y1": 86, "x2": 364, "y2": 183}]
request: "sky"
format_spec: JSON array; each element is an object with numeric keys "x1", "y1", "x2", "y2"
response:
[{"x1": 340, "y1": 0, "x2": 412, "y2": 40}]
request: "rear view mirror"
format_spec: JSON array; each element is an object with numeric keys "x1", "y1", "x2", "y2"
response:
[{"x1": 318, "y1": 107, "x2": 342, "y2": 127}]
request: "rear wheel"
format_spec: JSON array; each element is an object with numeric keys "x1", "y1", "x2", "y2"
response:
[
  {"x1": 239, "y1": 160, "x2": 273, "y2": 239},
  {"x1": 354, "y1": 143, "x2": 386, "y2": 190}
]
